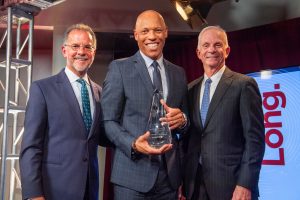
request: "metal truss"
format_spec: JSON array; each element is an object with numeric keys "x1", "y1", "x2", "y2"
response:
[{"x1": 0, "y1": 6, "x2": 33, "y2": 200}]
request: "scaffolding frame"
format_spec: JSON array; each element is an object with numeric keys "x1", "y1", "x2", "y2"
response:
[{"x1": 0, "y1": 6, "x2": 33, "y2": 200}]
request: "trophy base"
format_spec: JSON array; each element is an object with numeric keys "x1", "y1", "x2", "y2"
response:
[{"x1": 148, "y1": 134, "x2": 171, "y2": 149}]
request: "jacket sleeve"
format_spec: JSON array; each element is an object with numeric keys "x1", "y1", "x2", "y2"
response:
[
  {"x1": 19, "y1": 82, "x2": 46, "y2": 199},
  {"x1": 237, "y1": 77, "x2": 265, "y2": 190},
  {"x1": 100, "y1": 61, "x2": 135, "y2": 158}
]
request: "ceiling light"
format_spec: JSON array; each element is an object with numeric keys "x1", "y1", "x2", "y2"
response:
[
  {"x1": 175, "y1": 1, "x2": 193, "y2": 21},
  {"x1": 171, "y1": 0, "x2": 228, "y2": 29},
  {"x1": 171, "y1": 0, "x2": 207, "y2": 29}
]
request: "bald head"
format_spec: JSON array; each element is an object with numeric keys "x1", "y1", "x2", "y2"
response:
[
  {"x1": 134, "y1": 10, "x2": 168, "y2": 60},
  {"x1": 135, "y1": 10, "x2": 167, "y2": 30}
]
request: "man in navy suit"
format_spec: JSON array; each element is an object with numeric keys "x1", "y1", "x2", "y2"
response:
[
  {"x1": 20, "y1": 24, "x2": 109, "y2": 200},
  {"x1": 183, "y1": 26, "x2": 265, "y2": 200},
  {"x1": 101, "y1": 10, "x2": 188, "y2": 199}
]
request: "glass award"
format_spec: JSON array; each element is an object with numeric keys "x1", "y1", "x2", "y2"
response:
[{"x1": 147, "y1": 91, "x2": 172, "y2": 148}]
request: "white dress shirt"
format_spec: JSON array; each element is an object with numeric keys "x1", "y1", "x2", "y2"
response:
[
  {"x1": 65, "y1": 67, "x2": 94, "y2": 118},
  {"x1": 199, "y1": 65, "x2": 226, "y2": 109},
  {"x1": 140, "y1": 51, "x2": 168, "y2": 101}
]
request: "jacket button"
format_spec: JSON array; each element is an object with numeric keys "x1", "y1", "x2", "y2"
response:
[{"x1": 83, "y1": 157, "x2": 88, "y2": 162}]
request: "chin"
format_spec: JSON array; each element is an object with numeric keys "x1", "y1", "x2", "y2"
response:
[
  {"x1": 149, "y1": 53, "x2": 162, "y2": 60},
  {"x1": 206, "y1": 61, "x2": 219, "y2": 65},
  {"x1": 74, "y1": 65, "x2": 89, "y2": 72}
]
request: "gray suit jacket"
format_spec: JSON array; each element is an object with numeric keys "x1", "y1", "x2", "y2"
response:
[
  {"x1": 20, "y1": 70, "x2": 108, "y2": 200},
  {"x1": 101, "y1": 51, "x2": 188, "y2": 192},
  {"x1": 184, "y1": 67, "x2": 265, "y2": 200}
]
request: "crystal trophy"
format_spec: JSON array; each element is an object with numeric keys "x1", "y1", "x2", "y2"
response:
[{"x1": 147, "y1": 91, "x2": 172, "y2": 148}]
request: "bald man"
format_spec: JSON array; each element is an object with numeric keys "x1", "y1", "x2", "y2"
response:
[{"x1": 101, "y1": 10, "x2": 189, "y2": 199}]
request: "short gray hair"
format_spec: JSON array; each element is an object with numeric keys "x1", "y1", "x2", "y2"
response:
[
  {"x1": 63, "y1": 23, "x2": 97, "y2": 49},
  {"x1": 198, "y1": 25, "x2": 228, "y2": 49}
]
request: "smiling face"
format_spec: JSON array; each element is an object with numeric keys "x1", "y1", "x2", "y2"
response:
[
  {"x1": 62, "y1": 29, "x2": 96, "y2": 77},
  {"x1": 134, "y1": 10, "x2": 168, "y2": 60},
  {"x1": 197, "y1": 27, "x2": 230, "y2": 70}
]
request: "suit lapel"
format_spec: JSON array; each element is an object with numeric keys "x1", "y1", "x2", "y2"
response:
[
  {"x1": 57, "y1": 70, "x2": 86, "y2": 135},
  {"x1": 88, "y1": 80, "x2": 100, "y2": 139},
  {"x1": 134, "y1": 52, "x2": 154, "y2": 97},
  {"x1": 192, "y1": 78, "x2": 204, "y2": 130},
  {"x1": 164, "y1": 60, "x2": 173, "y2": 104},
  {"x1": 203, "y1": 68, "x2": 234, "y2": 129}
]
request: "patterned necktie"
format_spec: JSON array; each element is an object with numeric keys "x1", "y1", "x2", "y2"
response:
[
  {"x1": 200, "y1": 78, "x2": 212, "y2": 126},
  {"x1": 77, "y1": 78, "x2": 92, "y2": 133},
  {"x1": 151, "y1": 61, "x2": 163, "y2": 93}
]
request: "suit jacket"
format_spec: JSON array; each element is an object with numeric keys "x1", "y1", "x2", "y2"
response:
[
  {"x1": 184, "y1": 67, "x2": 265, "y2": 200},
  {"x1": 20, "y1": 69, "x2": 108, "y2": 200},
  {"x1": 101, "y1": 51, "x2": 188, "y2": 192}
]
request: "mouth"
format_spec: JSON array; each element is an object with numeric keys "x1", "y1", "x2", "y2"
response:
[
  {"x1": 75, "y1": 57, "x2": 88, "y2": 61},
  {"x1": 146, "y1": 43, "x2": 159, "y2": 50},
  {"x1": 206, "y1": 55, "x2": 219, "y2": 60}
]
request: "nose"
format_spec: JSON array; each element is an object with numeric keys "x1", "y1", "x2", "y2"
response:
[
  {"x1": 77, "y1": 46, "x2": 86, "y2": 54},
  {"x1": 208, "y1": 45, "x2": 216, "y2": 52},
  {"x1": 148, "y1": 30, "x2": 156, "y2": 39}
]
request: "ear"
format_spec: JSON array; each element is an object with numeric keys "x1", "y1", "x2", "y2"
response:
[
  {"x1": 164, "y1": 27, "x2": 168, "y2": 39},
  {"x1": 134, "y1": 30, "x2": 138, "y2": 42},
  {"x1": 91, "y1": 49, "x2": 96, "y2": 57},
  {"x1": 225, "y1": 46, "x2": 230, "y2": 58},
  {"x1": 61, "y1": 45, "x2": 67, "y2": 58},
  {"x1": 196, "y1": 48, "x2": 201, "y2": 59}
]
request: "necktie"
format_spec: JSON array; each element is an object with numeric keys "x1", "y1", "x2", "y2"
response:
[
  {"x1": 151, "y1": 61, "x2": 164, "y2": 163},
  {"x1": 200, "y1": 78, "x2": 212, "y2": 126},
  {"x1": 151, "y1": 61, "x2": 163, "y2": 94},
  {"x1": 77, "y1": 78, "x2": 92, "y2": 133}
]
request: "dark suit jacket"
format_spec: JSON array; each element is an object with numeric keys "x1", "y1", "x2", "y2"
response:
[
  {"x1": 101, "y1": 51, "x2": 188, "y2": 192},
  {"x1": 184, "y1": 67, "x2": 265, "y2": 200},
  {"x1": 20, "y1": 69, "x2": 108, "y2": 200}
]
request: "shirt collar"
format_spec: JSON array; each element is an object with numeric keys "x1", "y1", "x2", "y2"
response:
[
  {"x1": 64, "y1": 67, "x2": 90, "y2": 85},
  {"x1": 139, "y1": 50, "x2": 164, "y2": 69},
  {"x1": 203, "y1": 65, "x2": 226, "y2": 83}
]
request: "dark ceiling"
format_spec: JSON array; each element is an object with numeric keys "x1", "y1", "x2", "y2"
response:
[
  {"x1": 0, "y1": 0, "x2": 299, "y2": 53},
  {"x1": 32, "y1": 0, "x2": 300, "y2": 33}
]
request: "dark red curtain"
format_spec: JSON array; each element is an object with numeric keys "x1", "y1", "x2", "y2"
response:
[{"x1": 164, "y1": 17, "x2": 300, "y2": 82}]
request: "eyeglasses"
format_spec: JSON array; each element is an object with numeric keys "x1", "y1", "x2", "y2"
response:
[{"x1": 64, "y1": 44, "x2": 95, "y2": 52}]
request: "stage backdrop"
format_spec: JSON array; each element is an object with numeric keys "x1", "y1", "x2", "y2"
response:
[{"x1": 248, "y1": 66, "x2": 300, "y2": 200}]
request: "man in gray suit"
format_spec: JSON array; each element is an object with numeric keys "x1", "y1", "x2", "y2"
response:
[
  {"x1": 183, "y1": 26, "x2": 265, "y2": 200},
  {"x1": 20, "y1": 24, "x2": 110, "y2": 200},
  {"x1": 101, "y1": 10, "x2": 188, "y2": 199}
]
